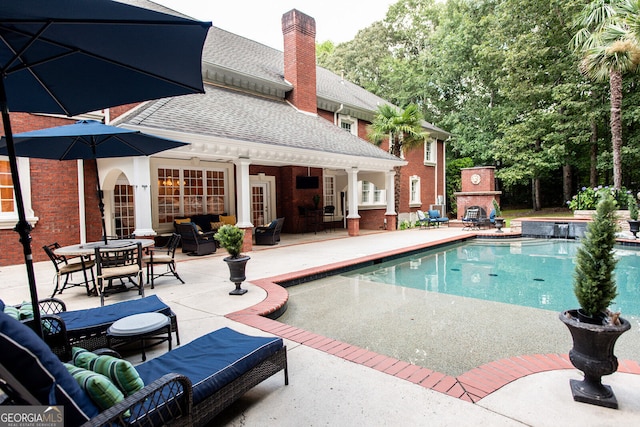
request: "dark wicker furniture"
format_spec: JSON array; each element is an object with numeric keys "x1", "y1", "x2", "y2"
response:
[
  {"x1": 255, "y1": 217, "x2": 285, "y2": 245},
  {"x1": 177, "y1": 223, "x2": 217, "y2": 255}
]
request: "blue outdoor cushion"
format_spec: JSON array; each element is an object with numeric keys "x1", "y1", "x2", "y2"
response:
[
  {"x1": 0, "y1": 310, "x2": 100, "y2": 425},
  {"x1": 135, "y1": 327, "x2": 283, "y2": 405},
  {"x1": 58, "y1": 295, "x2": 171, "y2": 332}
]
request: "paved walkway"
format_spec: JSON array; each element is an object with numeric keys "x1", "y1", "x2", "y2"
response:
[{"x1": 2, "y1": 226, "x2": 640, "y2": 426}]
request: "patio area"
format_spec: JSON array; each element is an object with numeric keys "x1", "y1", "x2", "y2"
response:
[{"x1": 2, "y1": 226, "x2": 640, "y2": 425}]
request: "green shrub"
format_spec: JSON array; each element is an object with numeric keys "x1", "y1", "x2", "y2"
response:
[
  {"x1": 573, "y1": 192, "x2": 619, "y2": 316},
  {"x1": 628, "y1": 194, "x2": 638, "y2": 221},
  {"x1": 214, "y1": 225, "x2": 245, "y2": 258},
  {"x1": 567, "y1": 186, "x2": 629, "y2": 211}
]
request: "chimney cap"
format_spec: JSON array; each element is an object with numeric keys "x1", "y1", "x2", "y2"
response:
[{"x1": 282, "y1": 9, "x2": 316, "y2": 37}]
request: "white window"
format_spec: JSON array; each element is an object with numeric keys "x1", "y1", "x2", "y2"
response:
[
  {"x1": 157, "y1": 167, "x2": 227, "y2": 225},
  {"x1": 410, "y1": 175, "x2": 421, "y2": 205},
  {"x1": 424, "y1": 139, "x2": 436, "y2": 164},
  {"x1": 338, "y1": 114, "x2": 358, "y2": 136},
  {"x1": 323, "y1": 175, "x2": 335, "y2": 208},
  {"x1": 0, "y1": 158, "x2": 36, "y2": 229},
  {"x1": 360, "y1": 180, "x2": 386, "y2": 206}
]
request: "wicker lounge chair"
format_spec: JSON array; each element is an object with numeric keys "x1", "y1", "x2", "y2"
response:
[
  {"x1": 12, "y1": 296, "x2": 180, "y2": 361},
  {"x1": 0, "y1": 307, "x2": 288, "y2": 427}
]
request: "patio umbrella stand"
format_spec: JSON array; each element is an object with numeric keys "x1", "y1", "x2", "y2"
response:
[{"x1": 0, "y1": 0, "x2": 210, "y2": 337}]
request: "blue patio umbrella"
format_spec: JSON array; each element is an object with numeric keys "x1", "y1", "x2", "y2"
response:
[
  {"x1": 0, "y1": 119, "x2": 189, "y2": 244},
  {"x1": 0, "y1": 0, "x2": 210, "y2": 337}
]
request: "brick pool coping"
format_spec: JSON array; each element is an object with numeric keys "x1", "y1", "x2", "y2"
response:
[{"x1": 226, "y1": 233, "x2": 640, "y2": 403}]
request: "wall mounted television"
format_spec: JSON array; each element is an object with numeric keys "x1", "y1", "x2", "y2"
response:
[{"x1": 296, "y1": 175, "x2": 319, "y2": 189}]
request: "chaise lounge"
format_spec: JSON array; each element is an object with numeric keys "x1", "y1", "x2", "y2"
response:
[
  {"x1": 12, "y1": 295, "x2": 179, "y2": 360},
  {"x1": 0, "y1": 306, "x2": 288, "y2": 426}
]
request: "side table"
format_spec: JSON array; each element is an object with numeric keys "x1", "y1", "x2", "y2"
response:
[{"x1": 107, "y1": 312, "x2": 172, "y2": 361}]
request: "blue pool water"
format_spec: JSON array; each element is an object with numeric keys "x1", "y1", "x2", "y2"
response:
[{"x1": 345, "y1": 239, "x2": 640, "y2": 317}]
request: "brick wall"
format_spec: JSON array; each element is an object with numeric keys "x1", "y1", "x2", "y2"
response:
[{"x1": 282, "y1": 10, "x2": 317, "y2": 114}]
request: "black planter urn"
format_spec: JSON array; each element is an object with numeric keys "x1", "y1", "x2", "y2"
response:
[
  {"x1": 628, "y1": 220, "x2": 640, "y2": 238},
  {"x1": 224, "y1": 255, "x2": 250, "y2": 295},
  {"x1": 494, "y1": 218, "x2": 504, "y2": 233},
  {"x1": 560, "y1": 310, "x2": 631, "y2": 409}
]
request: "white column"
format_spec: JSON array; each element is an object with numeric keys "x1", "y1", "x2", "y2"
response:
[
  {"x1": 234, "y1": 158, "x2": 253, "y2": 228},
  {"x1": 386, "y1": 170, "x2": 396, "y2": 215},
  {"x1": 77, "y1": 160, "x2": 87, "y2": 243},
  {"x1": 346, "y1": 168, "x2": 360, "y2": 219},
  {"x1": 132, "y1": 157, "x2": 155, "y2": 236}
]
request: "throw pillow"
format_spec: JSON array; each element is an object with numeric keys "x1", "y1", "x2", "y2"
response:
[
  {"x1": 220, "y1": 215, "x2": 236, "y2": 225},
  {"x1": 174, "y1": 218, "x2": 191, "y2": 225},
  {"x1": 72, "y1": 347, "x2": 144, "y2": 396},
  {"x1": 210, "y1": 221, "x2": 224, "y2": 230},
  {"x1": 3, "y1": 305, "x2": 20, "y2": 320},
  {"x1": 64, "y1": 363, "x2": 125, "y2": 411}
]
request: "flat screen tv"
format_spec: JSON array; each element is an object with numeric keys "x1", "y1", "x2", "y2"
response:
[{"x1": 296, "y1": 175, "x2": 319, "y2": 189}]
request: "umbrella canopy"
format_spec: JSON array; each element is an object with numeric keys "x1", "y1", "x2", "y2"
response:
[
  {"x1": 0, "y1": 0, "x2": 210, "y2": 338},
  {"x1": 0, "y1": 119, "x2": 189, "y2": 245}
]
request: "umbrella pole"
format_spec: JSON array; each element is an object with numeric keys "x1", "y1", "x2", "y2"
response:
[
  {"x1": 91, "y1": 145, "x2": 108, "y2": 245},
  {"x1": 0, "y1": 80, "x2": 43, "y2": 338}
]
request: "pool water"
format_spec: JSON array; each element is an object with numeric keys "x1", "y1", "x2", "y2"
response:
[{"x1": 345, "y1": 239, "x2": 640, "y2": 317}]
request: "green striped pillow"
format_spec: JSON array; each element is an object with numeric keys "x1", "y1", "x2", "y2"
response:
[
  {"x1": 64, "y1": 363, "x2": 125, "y2": 411},
  {"x1": 72, "y1": 347, "x2": 144, "y2": 396}
]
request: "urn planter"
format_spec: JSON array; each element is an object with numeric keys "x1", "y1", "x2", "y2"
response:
[
  {"x1": 224, "y1": 255, "x2": 250, "y2": 295},
  {"x1": 560, "y1": 310, "x2": 630, "y2": 409},
  {"x1": 628, "y1": 220, "x2": 640, "y2": 238},
  {"x1": 494, "y1": 218, "x2": 504, "y2": 233}
]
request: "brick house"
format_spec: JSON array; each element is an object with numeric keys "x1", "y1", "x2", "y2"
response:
[{"x1": 0, "y1": 3, "x2": 449, "y2": 266}]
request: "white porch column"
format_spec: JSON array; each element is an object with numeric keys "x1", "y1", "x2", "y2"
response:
[
  {"x1": 346, "y1": 167, "x2": 360, "y2": 236},
  {"x1": 234, "y1": 158, "x2": 253, "y2": 228},
  {"x1": 385, "y1": 170, "x2": 396, "y2": 215},
  {"x1": 385, "y1": 170, "x2": 397, "y2": 231},
  {"x1": 132, "y1": 157, "x2": 155, "y2": 237}
]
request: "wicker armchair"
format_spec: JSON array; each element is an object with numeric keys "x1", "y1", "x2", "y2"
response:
[
  {"x1": 254, "y1": 217, "x2": 285, "y2": 245},
  {"x1": 177, "y1": 223, "x2": 216, "y2": 255}
]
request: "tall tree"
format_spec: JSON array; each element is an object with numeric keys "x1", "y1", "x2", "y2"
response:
[
  {"x1": 368, "y1": 104, "x2": 429, "y2": 215},
  {"x1": 572, "y1": 0, "x2": 640, "y2": 189}
]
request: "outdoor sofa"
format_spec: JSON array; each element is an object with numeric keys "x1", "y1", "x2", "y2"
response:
[{"x1": 0, "y1": 305, "x2": 288, "y2": 426}]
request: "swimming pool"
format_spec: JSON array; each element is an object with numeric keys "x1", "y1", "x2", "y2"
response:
[
  {"x1": 277, "y1": 238, "x2": 640, "y2": 376},
  {"x1": 344, "y1": 238, "x2": 640, "y2": 317}
]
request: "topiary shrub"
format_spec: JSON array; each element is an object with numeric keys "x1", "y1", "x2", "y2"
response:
[
  {"x1": 214, "y1": 225, "x2": 245, "y2": 258},
  {"x1": 573, "y1": 192, "x2": 619, "y2": 318}
]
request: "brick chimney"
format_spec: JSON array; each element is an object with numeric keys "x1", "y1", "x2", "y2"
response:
[{"x1": 282, "y1": 9, "x2": 317, "y2": 114}]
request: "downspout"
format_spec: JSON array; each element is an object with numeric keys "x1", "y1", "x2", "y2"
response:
[{"x1": 334, "y1": 104, "x2": 344, "y2": 126}]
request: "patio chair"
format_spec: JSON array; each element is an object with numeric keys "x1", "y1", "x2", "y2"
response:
[
  {"x1": 0, "y1": 307, "x2": 287, "y2": 427},
  {"x1": 177, "y1": 223, "x2": 216, "y2": 255},
  {"x1": 416, "y1": 210, "x2": 430, "y2": 229},
  {"x1": 43, "y1": 243, "x2": 96, "y2": 297},
  {"x1": 94, "y1": 242, "x2": 144, "y2": 306},
  {"x1": 142, "y1": 233, "x2": 184, "y2": 288},
  {"x1": 427, "y1": 209, "x2": 450, "y2": 227},
  {"x1": 324, "y1": 205, "x2": 335, "y2": 231},
  {"x1": 255, "y1": 217, "x2": 285, "y2": 245},
  {"x1": 462, "y1": 207, "x2": 480, "y2": 230}
]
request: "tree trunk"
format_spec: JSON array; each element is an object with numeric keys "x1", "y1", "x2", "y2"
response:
[
  {"x1": 532, "y1": 178, "x2": 542, "y2": 211},
  {"x1": 610, "y1": 69, "x2": 623, "y2": 189},
  {"x1": 590, "y1": 117, "x2": 598, "y2": 187},
  {"x1": 563, "y1": 164, "x2": 572, "y2": 205}
]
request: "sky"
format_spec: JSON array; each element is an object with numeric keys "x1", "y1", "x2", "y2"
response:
[{"x1": 154, "y1": 1, "x2": 397, "y2": 50}]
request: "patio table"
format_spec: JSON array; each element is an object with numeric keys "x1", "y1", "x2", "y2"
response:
[{"x1": 54, "y1": 238, "x2": 155, "y2": 257}]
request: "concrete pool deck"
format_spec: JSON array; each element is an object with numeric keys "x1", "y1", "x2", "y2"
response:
[{"x1": 2, "y1": 226, "x2": 640, "y2": 425}]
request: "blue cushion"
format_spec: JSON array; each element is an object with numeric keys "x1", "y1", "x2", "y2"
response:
[
  {"x1": 135, "y1": 327, "x2": 283, "y2": 405},
  {"x1": 428, "y1": 210, "x2": 440, "y2": 219},
  {"x1": 58, "y1": 295, "x2": 171, "y2": 332},
  {"x1": 0, "y1": 310, "x2": 99, "y2": 424}
]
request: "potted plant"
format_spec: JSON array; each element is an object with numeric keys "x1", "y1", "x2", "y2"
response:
[
  {"x1": 214, "y1": 225, "x2": 250, "y2": 295},
  {"x1": 312, "y1": 194, "x2": 320, "y2": 210},
  {"x1": 627, "y1": 193, "x2": 640, "y2": 238},
  {"x1": 559, "y1": 192, "x2": 630, "y2": 409},
  {"x1": 492, "y1": 199, "x2": 504, "y2": 232}
]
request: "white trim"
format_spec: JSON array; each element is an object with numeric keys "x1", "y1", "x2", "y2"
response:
[
  {"x1": 0, "y1": 157, "x2": 38, "y2": 229},
  {"x1": 337, "y1": 114, "x2": 358, "y2": 136}
]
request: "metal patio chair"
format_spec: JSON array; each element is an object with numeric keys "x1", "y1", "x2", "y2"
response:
[
  {"x1": 94, "y1": 242, "x2": 143, "y2": 306},
  {"x1": 43, "y1": 243, "x2": 96, "y2": 297},
  {"x1": 142, "y1": 233, "x2": 184, "y2": 288}
]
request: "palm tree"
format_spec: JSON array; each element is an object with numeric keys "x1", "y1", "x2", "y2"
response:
[
  {"x1": 572, "y1": 0, "x2": 640, "y2": 189},
  {"x1": 368, "y1": 103, "x2": 429, "y2": 219}
]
